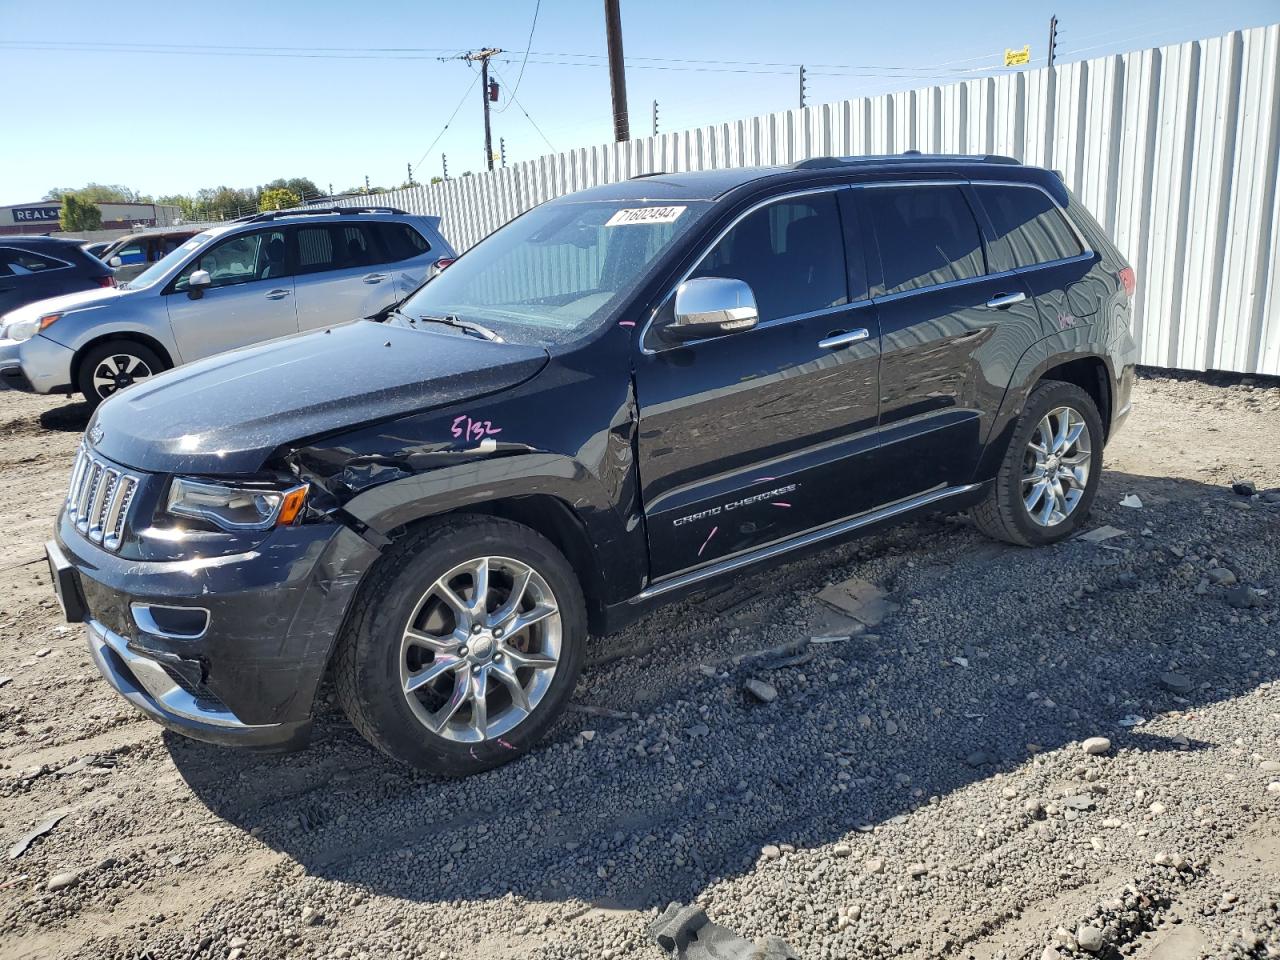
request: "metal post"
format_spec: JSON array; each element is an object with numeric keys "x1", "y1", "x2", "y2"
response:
[
  {"x1": 1047, "y1": 14, "x2": 1059, "y2": 68},
  {"x1": 652, "y1": 99, "x2": 659, "y2": 136},
  {"x1": 604, "y1": 0, "x2": 630, "y2": 141}
]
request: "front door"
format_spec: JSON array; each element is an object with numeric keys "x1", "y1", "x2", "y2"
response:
[
  {"x1": 164, "y1": 228, "x2": 297, "y2": 361},
  {"x1": 856, "y1": 182, "x2": 1038, "y2": 502},
  {"x1": 291, "y1": 222, "x2": 402, "y2": 331},
  {"x1": 635, "y1": 189, "x2": 882, "y2": 579}
]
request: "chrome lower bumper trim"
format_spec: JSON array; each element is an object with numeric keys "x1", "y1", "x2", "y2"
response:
[{"x1": 86, "y1": 619, "x2": 261, "y2": 730}]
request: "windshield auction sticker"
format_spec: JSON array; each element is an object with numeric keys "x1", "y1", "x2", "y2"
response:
[{"x1": 606, "y1": 205, "x2": 687, "y2": 226}]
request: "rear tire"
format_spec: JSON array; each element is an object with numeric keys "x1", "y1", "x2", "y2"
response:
[
  {"x1": 971, "y1": 380, "x2": 1104, "y2": 547},
  {"x1": 77, "y1": 340, "x2": 166, "y2": 407},
  {"x1": 334, "y1": 515, "x2": 587, "y2": 775}
]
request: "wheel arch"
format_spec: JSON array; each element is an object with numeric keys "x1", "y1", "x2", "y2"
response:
[
  {"x1": 976, "y1": 335, "x2": 1117, "y2": 483},
  {"x1": 352, "y1": 483, "x2": 632, "y2": 637},
  {"x1": 71, "y1": 331, "x2": 174, "y2": 388}
]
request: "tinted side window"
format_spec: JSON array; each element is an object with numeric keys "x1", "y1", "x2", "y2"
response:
[
  {"x1": 376, "y1": 222, "x2": 432, "y2": 261},
  {"x1": 0, "y1": 247, "x2": 69, "y2": 274},
  {"x1": 865, "y1": 186, "x2": 985, "y2": 295},
  {"x1": 979, "y1": 185, "x2": 1083, "y2": 268},
  {"x1": 337, "y1": 224, "x2": 380, "y2": 267},
  {"x1": 691, "y1": 192, "x2": 847, "y2": 323}
]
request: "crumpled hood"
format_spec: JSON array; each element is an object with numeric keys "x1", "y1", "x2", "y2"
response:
[
  {"x1": 1, "y1": 285, "x2": 129, "y2": 327},
  {"x1": 90, "y1": 320, "x2": 549, "y2": 475}
]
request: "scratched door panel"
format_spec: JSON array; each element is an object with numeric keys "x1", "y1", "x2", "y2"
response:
[{"x1": 636, "y1": 304, "x2": 880, "y2": 578}]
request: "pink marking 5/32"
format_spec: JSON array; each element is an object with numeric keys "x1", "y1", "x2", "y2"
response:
[
  {"x1": 618, "y1": 320, "x2": 637, "y2": 328},
  {"x1": 698, "y1": 526, "x2": 719, "y2": 557},
  {"x1": 772, "y1": 501, "x2": 792, "y2": 508},
  {"x1": 451, "y1": 415, "x2": 502, "y2": 442}
]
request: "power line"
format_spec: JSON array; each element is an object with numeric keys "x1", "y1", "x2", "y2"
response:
[
  {"x1": 496, "y1": 0, "x2": 541, "y2": 113},
  {"x1": 491, "y1": 67, "x2": 558, "y2": 154},
  {"x1": 411, "y1": 69, "x2": 481, "y2": 177}
]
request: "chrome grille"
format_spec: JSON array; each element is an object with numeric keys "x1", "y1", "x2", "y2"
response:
[{"x1": 65, "y1": 445, "x2": 140, "y2": 551}]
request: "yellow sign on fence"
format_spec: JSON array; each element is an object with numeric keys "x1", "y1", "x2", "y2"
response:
[{"x1": 1005, "y1": 45, "x2": 1031, "y2": 66}]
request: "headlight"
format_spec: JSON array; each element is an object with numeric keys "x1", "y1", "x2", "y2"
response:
[
  {"x1": 166, "y1": 477, "x2": 309, "y2": 531},
  {"x1": 2, "y1": 313, "x2": 60, "y2": 342}
]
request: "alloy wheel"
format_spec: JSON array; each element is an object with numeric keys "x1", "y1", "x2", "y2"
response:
[
  {"x1": 399, "y1": 555, "x2": 561, "y2": 743},
  {"x1": 92, "y1": 353, "x2": 153, "y2": 399},
  {"x1": 1022, "y1": 405, "x2": 1092, "y2": 527}
]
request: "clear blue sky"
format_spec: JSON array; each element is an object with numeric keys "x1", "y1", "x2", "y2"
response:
[{"x1": 1, "y1": 0, "x2": 1275, "y2": 205}]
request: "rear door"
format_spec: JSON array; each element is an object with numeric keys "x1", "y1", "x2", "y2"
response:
[
  {"x1": 970, "y1": 181, "x2": 1096, "y2": 332},
  {"x1": 857, "y1": 182, "x2": 1038, "y2": 501},
  {"x1": 371, "y1": 221, "x2": 439, "y2": 300},
  {"x1": 291, "y1": 222, "x2": 401, "y2": 331},
  {"x1": 635, "y1": 188, "x2": 882, "y2": 578},
  {"x1": 164, "y1": 228, "x2": 297, "y2": 361}
]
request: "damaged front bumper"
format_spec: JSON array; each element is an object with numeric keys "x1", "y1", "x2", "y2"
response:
[
  {"x1": 85, "y1": 617, "x2": 311, "y2": 749},
  {"x1": 53, "y1": 512, "x2": 382, "y2": 751}
]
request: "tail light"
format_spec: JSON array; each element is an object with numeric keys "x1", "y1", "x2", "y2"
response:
[
  {"x1": 426, "y1": 257, "x2": 455, "y2": 281},
  {"x1": 1118, "y1": 266, "x2": 1136, "y2": 298},
  {"x1": 435, "y1": 257, "x2": 455, "y2": 271},
  {"x1": 95, "y1": 275, "x2": 115, "y2": 288}
]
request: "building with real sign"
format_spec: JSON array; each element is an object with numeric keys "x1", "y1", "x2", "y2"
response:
[{"x1": 0, "y1": 200, "x2": 183, "y2": 237}]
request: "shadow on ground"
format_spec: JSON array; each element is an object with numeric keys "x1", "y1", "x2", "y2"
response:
[{"x1": 169, "y1": 469, "x2": 1276, "y2": 912}]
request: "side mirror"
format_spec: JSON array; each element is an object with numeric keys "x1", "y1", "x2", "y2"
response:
[
  {"x1": 108, "y1": 256, "x2": 122, "y2": 268},
  {"x1": 187, "y1": 269, "x2": 211, "y2": 300},
  {"x1": 663, "y1": 276, "x2": 759, "y2": 342}
]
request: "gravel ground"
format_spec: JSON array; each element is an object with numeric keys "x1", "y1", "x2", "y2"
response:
[{"x1": 0, "y1": 372, "x2": 1278, "y2": 960}]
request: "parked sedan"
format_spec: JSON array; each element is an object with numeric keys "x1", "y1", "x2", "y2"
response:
[
  {"x1": 0, "y1": 206, "x2": 454, "y2": 405},
  {"x1": 0, "y1": 236, "x2": 114, "y2": 316}
]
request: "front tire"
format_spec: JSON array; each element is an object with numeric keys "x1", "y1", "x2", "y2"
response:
[
  {"x1": 77, "y1": 340, "x2": 166, "y2": 407},
  {"x1": 971, "y1": 380, "x2": 1104, "y2": 546},
  {"x1": 334, "y1": 516, "x2": 587, "y2": 774}
]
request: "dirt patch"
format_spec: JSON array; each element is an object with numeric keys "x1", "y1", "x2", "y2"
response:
[{"x1": 0, "y1": 374, "x2": 1278, "y2": 959}]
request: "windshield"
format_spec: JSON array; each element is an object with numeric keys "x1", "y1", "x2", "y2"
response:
[
  {"x1": 125, "y1": 231, "x2": 217, "y2": 289},
  {"x1": 398, "y1": 199, "x2": 710, "y2": 344}
]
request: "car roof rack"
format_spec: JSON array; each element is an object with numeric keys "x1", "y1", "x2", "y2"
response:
[
  {"x1": 791, "y1": 152, "x2": 1021, "y2": 170},
  {"x1": 236, "y1": 205, "x2": 409, "y2": 224}
]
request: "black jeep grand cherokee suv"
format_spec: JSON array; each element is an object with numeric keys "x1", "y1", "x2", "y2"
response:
[{"x1": 48, "y1": 154, "x2": 1137, "y2": 774}]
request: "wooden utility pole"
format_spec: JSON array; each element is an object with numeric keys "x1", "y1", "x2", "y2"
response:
[
  {"x1": 603, "y1": 0, "x2": 630, "y2": 141},
  {"x1": 463, "y1": 48, "x2": 502, "y2": 171}
]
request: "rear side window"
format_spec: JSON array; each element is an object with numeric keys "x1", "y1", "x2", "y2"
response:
[
  {"x1": 376, "y1": 222, "x2": 432, "y2": 261},
  {"x1": 864, "y1": 186, "x2": 985, "y2": 295},
  {"x1": 978, "y1": 185, "x2": 1083, "y2": 268},
  {"x1": 691, "y1": 192, "x2": 848, "y2": 323},
  {"x1": 0, "y1": 247, "x2": 69, "y2": 276},
  {"x1": 336, "y1": 224, "x2": 380, "y2": 267}
]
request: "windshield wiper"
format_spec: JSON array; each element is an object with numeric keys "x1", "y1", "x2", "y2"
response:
[{"x1": 413, "y1": 314, "x2": 505, "y2": 343}]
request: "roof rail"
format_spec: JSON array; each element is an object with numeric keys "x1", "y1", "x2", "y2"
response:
[
  {"x1": 629, "y1": 170, "x2": 672, "y2": 179},
  {"x1": 237, "y1": 205, "x2": 409, "y2": 224},
  {"x1": 791, "y1": 153, "x2": 1022, "y2": 170}
]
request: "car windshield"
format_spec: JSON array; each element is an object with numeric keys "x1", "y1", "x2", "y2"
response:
[
  {"x1": 397, "y1": 199, "x2": 710, "y2": 344},
  {"x1": 125, "y1": 231, "x2": 217, "y2": 289}
]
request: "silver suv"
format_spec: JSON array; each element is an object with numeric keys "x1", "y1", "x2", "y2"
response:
[{"x1": 0, "y1": 207, "x2": 454, "y2": 406}]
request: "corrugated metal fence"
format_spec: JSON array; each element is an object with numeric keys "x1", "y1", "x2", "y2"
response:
[{"x1": 333, "y1": 24, "x2": 1280, "y2": 376}]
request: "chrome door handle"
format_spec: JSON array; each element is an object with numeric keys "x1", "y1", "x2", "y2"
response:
[
  {"x1": 362, "y1": 273, "x2": 388, "y2": 284},
  {"x1": 985, "y1": 291, "x2": 1027, "y2": 309},
  {"x1": 818, "y1": 328, "x2": 870, "y2": 350},
  {"x1": 265, "y1": 289, "x2": 291, "y2": 300}
]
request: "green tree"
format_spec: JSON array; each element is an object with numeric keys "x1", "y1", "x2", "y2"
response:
[
  {"x1": 259, "y1": 187, "x2": 301, "y2": 211},
  {"x1": 59, "y1": 193, "x2": 102, "y2": 232},
  {"x1": 45, "y1": 183, "x2": 148, "y2": 204},
  {"x1": 262, "y1": 177, "x2": 321, "y2": 203}
]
